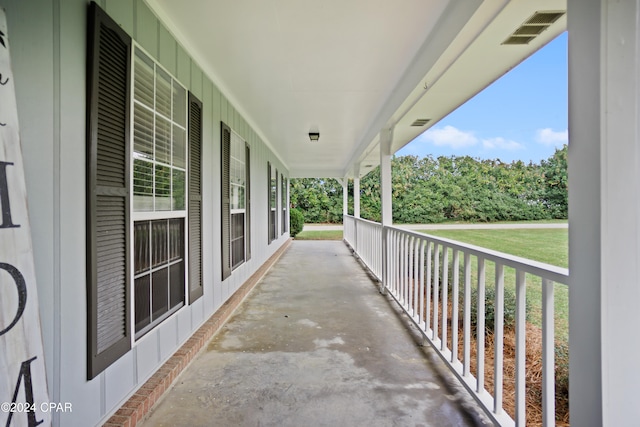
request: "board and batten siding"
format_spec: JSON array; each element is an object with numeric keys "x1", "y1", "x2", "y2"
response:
[{"x1": 1, "y1": 0, "x2": 290, "y2": 425}]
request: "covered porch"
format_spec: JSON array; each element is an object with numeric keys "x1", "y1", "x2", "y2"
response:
[
  {"x1": 2, "y1": 0, "x2": 639, "y2": 425},
  {"x1": 141, "y1": 240, "x2": 490, "y2": 427}
]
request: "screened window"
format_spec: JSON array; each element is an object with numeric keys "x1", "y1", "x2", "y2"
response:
[{"x1": 132, "y1": 46, "x2": 187, "y2": 338}]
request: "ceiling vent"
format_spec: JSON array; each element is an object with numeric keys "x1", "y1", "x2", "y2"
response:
[
  {"x1": 525, "y1": 12, "x2": 564, "y2": 26},
  {"x1": 503, "y1": 36, "x2": 536, "y2": 45},
  {"x1": 411, "y1": 118, "x2": 430, "y2": 127},
  {"x1": 502, "y1": 11, "x2": 565, "y2": 45}
]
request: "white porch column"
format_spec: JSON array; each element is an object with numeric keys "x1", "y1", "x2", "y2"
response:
[
  {"x1": 354, "y1": 175, "x2": 361, "y2": 218},
  {"x1": 380, "y1": 128, "x2": 393, "y2": 226},
  {"x1": 379, "y1": 128, "x2": 393, "y2": 294},
  {"x1": 568, "y1": 1, "x2": 640, "y2": 425},
  {"x1": 342, "y1": 178, "x2": 348, "y2": 216}
]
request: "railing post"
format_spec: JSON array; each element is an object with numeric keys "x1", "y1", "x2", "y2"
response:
[
  {"x1": 542, "y1": 279, "x2": 555, "y2": 427},
  {"x1": 381, "y1": 226, "x2": 388, "y2": 295},
  {"x1": 354, "y1": 216, "x2": 358, "y2": 253}
]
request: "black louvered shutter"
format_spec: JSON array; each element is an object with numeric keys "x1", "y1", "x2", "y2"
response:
[
  {"x1": 188, "y1": 93, "x2": 203, "y2": 302},
  {"x1": 221, "y1": 122, "x2": 231, "y2": 280},
  {"x1": 86, "y1": 2, "x2": 132, "y2": 379},
  {"x1": 245, "y1": 143, "x2": 251, "y2": 261}
]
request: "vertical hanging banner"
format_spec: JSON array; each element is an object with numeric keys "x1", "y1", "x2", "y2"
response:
[{"x1": 0, "y1": 8, "x2": 52, "y2": 427}]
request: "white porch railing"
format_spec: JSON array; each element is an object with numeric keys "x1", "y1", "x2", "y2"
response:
[
  {"x1": 343, "y1": 215, "x2": 569, "y2": 427},
  {"x1": 344, "y1": 215, "x2": 383, "y2": 279}
]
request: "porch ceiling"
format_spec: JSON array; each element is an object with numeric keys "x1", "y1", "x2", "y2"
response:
[{"x1": 147, "y1": 0, "x2": 566, "y2": 179}]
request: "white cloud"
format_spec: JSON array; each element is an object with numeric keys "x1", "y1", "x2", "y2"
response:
[
  {"x1": 422, "y1": 125, "x2": 478, "y2": 149},
  {"x1": 536, "y1": 128, "x2": 568, "y2": 146},
  {"x1": 482, "y1": 137, "x2": 524, "y2": 151}
]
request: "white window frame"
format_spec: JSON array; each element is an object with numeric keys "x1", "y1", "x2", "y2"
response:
[
  {"x1": 229, "y1": 129, "x2": 247, "y2": 269},
  {"x1": 130, "y1": 43, "x2": 189, "y2": 340}
]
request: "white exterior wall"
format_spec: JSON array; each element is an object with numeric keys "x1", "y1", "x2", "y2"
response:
[{"x1": 1, "y1": 1, "x2": 290, "y2": 426}]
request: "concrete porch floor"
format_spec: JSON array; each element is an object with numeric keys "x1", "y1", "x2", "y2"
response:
[{"x1": 141, "y1": 241, "x2": 490, "y2": 427}]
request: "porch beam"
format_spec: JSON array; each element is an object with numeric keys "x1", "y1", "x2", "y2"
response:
[{"x1": 568, "y1": 0, "x2": 640, "y2": 425}]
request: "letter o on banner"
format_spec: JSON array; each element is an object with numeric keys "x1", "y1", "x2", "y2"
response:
[{"x1": 0, "y1": 262, "x2": 27, "y2": 336}]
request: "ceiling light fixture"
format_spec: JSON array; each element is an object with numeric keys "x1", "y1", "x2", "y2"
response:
[{"x1": 309, "y1": 132, "x2": 320, "y2": 142}]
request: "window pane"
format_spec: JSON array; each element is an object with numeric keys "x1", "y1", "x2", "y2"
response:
[
  {"x1": 134, "y1": 222, "x2": 150, "y2": 274},
  {"x1": 135, "y1": 275, "x2": 151, "y2": 332},
  {"x1": 231, "y1": 213, "x2": 245, "y2": 268},
  {"x1": 155, "y1": 116, "x2": 171, "y2": 164},
  {"x1": 133, "y1": 104, "x2": 154, "y2": 159},
  {"x1": 134, "y1": 49, "x2": 154, "y2": 108},
  {"x1": 231, "y1": 158, "x2": 244, "y2": 185},
  {"x1": 169, "y1": 218, "x2": 184, "y2": 261},
  {"x1": 152, "y1": 220, "x2": 168, "y2": 267},
  {"x1": 172, "y1": 83, "x2": 186, "y2": 127},
  {"x1": 133, "y1": 159, "x2": 154, "y2": 211},
  {"x1": 156, "y1": 68, "x2": 172, "y2": 118},
  {"x1": 155, "y1": 164, "x2": 171, "y2": 211},
  {"x1": 172, "y1": 169, "x2": 185, "y2": 211},
  {"x1": 231, "y1": 212, "x2": 244, "y2": 239},
  {"x1": 169, "y1": 261, "x2": 185, "y2": 309},
  {"x1": 152, "y1": 267, "x2": 169, "y2": 320},
  {"x1": 231, "y1": 184, "x2": 245, "y2": 210},
  {"x1": 172, "y1": 125, "x2": 186, "y2": 168},
  {"x1": 231, "y1": 237, "x2": 245, "y2": 268}
]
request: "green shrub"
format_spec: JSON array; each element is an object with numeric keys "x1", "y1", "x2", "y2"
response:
[
  {"x1": 469, "y1": 285, "x2": 527, "y2": 333},
  {"x1": 289, "y1": 208, "x2": 304, "y2": 237}
]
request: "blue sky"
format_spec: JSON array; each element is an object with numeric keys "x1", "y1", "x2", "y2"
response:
[{"x1": 397, "y1": 32, "x2": 568, "y2": 164}]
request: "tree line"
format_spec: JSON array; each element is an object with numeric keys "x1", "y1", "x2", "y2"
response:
[{"x1": 290, "y1": 145, "x2": 567, "y2": 224}]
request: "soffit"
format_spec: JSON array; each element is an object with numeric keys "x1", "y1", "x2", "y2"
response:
[
  {"x1": 147, "y1": 0, "x2": 566, "y2": 179},
  {"x1": 147, "y1": 0, "x2": 450, "y2": 177}
]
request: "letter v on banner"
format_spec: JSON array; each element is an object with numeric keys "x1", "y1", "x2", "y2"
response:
[{"x1": 0, "y1": 8, "x2": 52, "y2": 427}]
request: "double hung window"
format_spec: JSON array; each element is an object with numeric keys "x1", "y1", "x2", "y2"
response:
[
  {"x1": 86, "y1": 3, "x2": 203, "y2": 377},
  {"x1": 230, "y1": 132, "x2": 247, "y2": 269},
  {"x1": 221, "y1": 123, "x2": 250, "y2": 280},
  {"x1": 268, "y1": 163, "x2": 277, "y2": 243},
  {"x1": 132, "y1": 48, "x2": 187, "y2": 338}
]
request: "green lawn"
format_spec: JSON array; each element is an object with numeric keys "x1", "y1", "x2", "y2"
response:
[
  {"x1": 420, "y1": 228, "x2": 568, "y2": 268},
  {"x1": 293, "y1": 230, "x2": 343, "y2": 240},
  {"x1": 419, "y1": 228, "x2": 569, "y2": 340}
]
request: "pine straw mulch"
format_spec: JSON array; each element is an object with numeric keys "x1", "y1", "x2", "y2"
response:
[{"x1": 445, "y1": 305, "x2": 570, "y2": 426}]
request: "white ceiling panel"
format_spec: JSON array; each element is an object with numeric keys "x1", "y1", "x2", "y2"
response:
[{"x1": 147, "y1": 0, "x2": 566, "y2": 178}]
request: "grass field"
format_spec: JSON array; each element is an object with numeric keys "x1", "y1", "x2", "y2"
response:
[
  {"x1": 419, "y1": 228, "x2": 567, "y2": 268},
  {"x1": 293, "y1": 230, "x2": 343, "y2": 240},
  {"x1": 420, "y1": 227, "x2": 569, "y2": 340}
]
